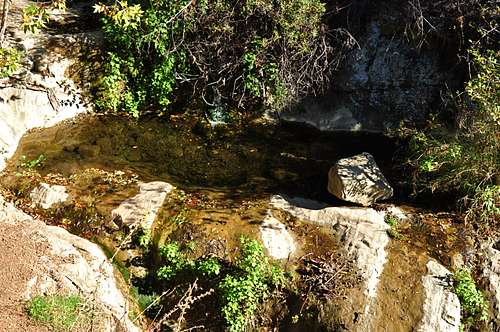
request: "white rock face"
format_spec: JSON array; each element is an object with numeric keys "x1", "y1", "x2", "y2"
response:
[
  {"x1": 112, "y1": 181, "x2": 174, "y2": 230},
  {"x1": 417, "y1": 260, "x2": 461, "y2": 332},
  {"x1": 270, "y1": 195, "x2": 389, "y2": 299},
  {"x1": 30, "y1": 183, "x2": 69, "y2": 209},
  {"x1": 385, "y1": 205, "x2": 410, "y2": 221},
  {"x1": 483, "y1": 242, "x2": 500, "y2": 327},
  {"x1": 0, "y1": 86, "x2": 87, "y2": 171},
  {"x1": 327, "y1": 152, "x2": 393, "y2": 206},
  {"x1": 260, "y1": 212, "x2": 296, "y2": 259},
  {"x1": 0, "y1": 34, "x2": 91, "y2": 171},
  {"x1": 0, "y1": 195, "x2": 140, "y2": 332}
]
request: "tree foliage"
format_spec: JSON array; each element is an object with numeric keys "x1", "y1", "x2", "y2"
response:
[
  {"x1": 93, "y1": 0, "x2": 334, "y2": 117},
  {"x1": 408, "y1": 47, "x2": 499, "y2": 231}
]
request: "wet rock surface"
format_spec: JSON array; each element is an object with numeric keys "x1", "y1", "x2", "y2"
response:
[
  {"x1": 0, "y1": 0, "x2": 97, "y2": 171},
  {"x1": 280, "y1": 3, "x2": 460, "y2": 132},
  {"x1": 112, "y1": 181, "x2": 174, "y2": 230},
  {"x1": 270, "y1": 194, "x2": 390, "y2": 326},
  {"x1": 30, "y1": 182, "x2": 69, "y2": 209},
  {"x1": 0, "y1": 1, "x2": 491, "y2": 330},
  {"x1": 327, "y1": 152, "x2": 393, "y2": 206},
  {"x1": 0, "y1": 106, "x2": 484, "y2": 332},
  {"x1": 260, "y1": 212, "x2": 296, "y2": 259},
  {"x1": 0, "y1": 3, "x2": 136, "y2": 330}
]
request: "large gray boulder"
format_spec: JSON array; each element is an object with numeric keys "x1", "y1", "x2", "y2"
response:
[
  {"x1": 0, "y1": 195, "x2": 140, "y2": 331},
  {"x1": 328, "y1": 152, "x2": 393, "y2": 206},
  {"x1": 417, "y1": 260, "x2": 461, "y2": 332}
]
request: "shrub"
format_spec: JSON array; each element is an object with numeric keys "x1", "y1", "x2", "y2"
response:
[
  {"x1": 155, "y1": 237, "x2": 285, "y2": 332},
  {"x1": 157, "y1": 242, "x2": 192, "y2": 281},
  {"x1": 156, "y1": 242, "x2": 221, "y2": 281},
  {"x1": 453, "y1": 268, "x2": 488, "y2": 328},
  {"x1": 219, "y1": 236, "x2": 285, "y2": 332},
  {"x1": 0, "y1": 47, "x2": 23, "y2": 77},
  {"x1": 93, "y1": 0, "x2": 334, "y2": 117},
  {"x1": 407, "y1": 48, "x2": 499, "y2": 230},
  {"x1": 21, "y1": 0, "x2": 67, "y2": 34}
]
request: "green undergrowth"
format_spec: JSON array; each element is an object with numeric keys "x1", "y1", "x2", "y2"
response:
[
  {"x1": 407, "y1": 46, "x2": 499, "y2": 236},
  {"x1": 452, "y1": 268, "x2": 489, "y2": 330},
  {"x1": 153, "y1": 236, "x2": 287, "y2": 332},
  {"x1": 385, "y1": 213, "x2": 402, "y2": 239},
  {"x1": 27, "y1": 294, "x2": 96, "y2": 331},
  {"x1": 219, "y1": 237, "x2": 286, "y2": 332},
  {"x1": 0, "y1": 47, "x2": 23, "y2": 78},
  {"x1": 93, "y1": 0, "x2": 333, "y2": 117}
]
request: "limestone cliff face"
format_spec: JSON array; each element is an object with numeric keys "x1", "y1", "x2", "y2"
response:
[
  {"x1": 0, "y1": 0, "x2": 101, "y2": 170},
  {"x1": 281, "y1": 1, "x2": 462, "y2": 132}
]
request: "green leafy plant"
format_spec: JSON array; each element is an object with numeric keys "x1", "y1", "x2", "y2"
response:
[
  {"x1": 21, "y1": 0, "x2": 67, "y2": 34},
  {"x1": 21, "y1": 4, "x2": 50, "y2": 33},
  {"x1": 196, "y1": 257, "x2": 222, "y2": 276},
  {"x1": 136, "y1": 292, "x2": 159, "y2": 312},
  {"x1": 93, "y1": 0, "x2": 333, "y2": 117},
  {"x1": 219, "y1": 237, "x2": 285, "y2": 332},
  {"x1": 27, "y1": 294, "x2": 93, "y2": 331},
  {"x1": 157, "y1": 242, "x2": 221, "y2": 281},
  {"x1": 407, "y1": 48, "x2": 499, "y2": 233},
  {"x1": 157, "y1": 242, "x2": 191, "y2": 281},
  {"x1": 466, "y1": 185, "x2": 500, "y2": 228},
  {"x1": 453, "y1": 268, "x2": 489, "y2": 328},
  {"x1": 137, "y1": 228, "x2": 152, "y2": 251},
  {"x1": 384, "y1": 214, "x2": 402, "y2": 239},
  {"x1": 155, "y1": 237, "x2": 285, "y2": 331},
  {"x1": 0, "y1": 47, "x2": 23, "y2": 77},
  {"x1": 20, "y1": 154, "x2": 46, "y2": 169},
  {"x1": 385, "y1": 215, "x2": 398, "y2": 227}
]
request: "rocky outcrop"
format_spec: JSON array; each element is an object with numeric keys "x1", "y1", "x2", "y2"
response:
[
  {"x1": 482, "y1": 242, "x2": 500, "y2": 328},
  {"x1": 260, "y1": 212, "x2": 296, "y2": 259},
  {"x1": 417, "y1": 260, "x2": 461, "y2": 332},
  {"x1": 0, "y1": 5, "x2": 137, "y2": 329},
  {"x1": 30, "y1": 183, "x2": 69, "y2": 209},
  {"x1": 280, "y1": 4, "x2": 460, "y2": 132},
  {"x1": 0, "y1": 2, "x2": 102, "y2": 171},
  {"x1": 112, "y1": 181, "x2": 174, "y2": 230},
  {"x1": 327, "y1": 152, "x2": 393, "y2": 206},
  {"x1": 0, "y1": 83, "x2": 87, "y2": 171},
  {"x1": 0, "y1": 194, "x2": 140, "y2": 331},
  {"x1": 270, "y1": 195, "x2": 389, "y2": 302}
]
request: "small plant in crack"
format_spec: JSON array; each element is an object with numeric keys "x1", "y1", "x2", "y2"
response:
[
  {"x1": 384, "y1": 213, "x2": 402, "y2": 239},
  {"x1": 19, "y1": 154, "x2": 46, "y2": 169}
]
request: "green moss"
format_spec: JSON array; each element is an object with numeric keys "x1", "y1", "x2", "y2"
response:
[{"x1": 27, "y1": 294, "x2": 92, "y2": 331}]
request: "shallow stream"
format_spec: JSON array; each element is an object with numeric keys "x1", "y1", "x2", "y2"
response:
[{"x1": 0, "y1": 113, "x2": 471, "y2": 331}]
